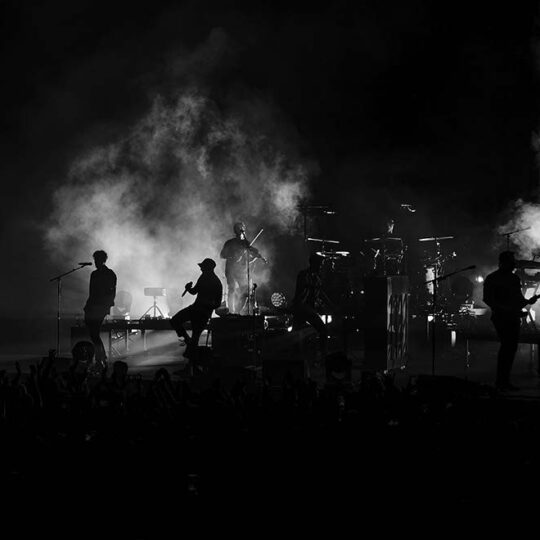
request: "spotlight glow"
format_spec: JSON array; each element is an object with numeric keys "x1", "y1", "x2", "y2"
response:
[{"x1": 271, "y1": 292, "x2": 286, "y2": 308}]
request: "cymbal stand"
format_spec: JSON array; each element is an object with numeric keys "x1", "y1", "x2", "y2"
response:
[
  {"x1": 499, "y1": 227, "x2": 531, "y2": 250},
  {"x1": 49, "y1": 264, "x2": 90, "y2": 357}
]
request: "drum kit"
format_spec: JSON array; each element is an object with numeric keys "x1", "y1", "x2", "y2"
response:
[
  {"x1": 364, "y1": 236, "x2": 405, "y2": 276},
  {"x1": 300, "y1": 204, "x2": 467, "y2": 320}
]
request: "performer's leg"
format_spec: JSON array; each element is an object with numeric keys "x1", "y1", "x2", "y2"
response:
[
  {"x1": 493, "y1": 317, "x2": 520, "y2": 387},
  {"x1": 226, "y1": 274, "x2": 238, "y2": 314},
  {"x1": 191, "y1": 309, "x2": 210, "y2": 347},
  {"x1": 293, "y1": 304, "x2": 328, "y2": 355},
  {"x1": 170, "y1": 306, "x2": 193, "y2": 343},
  {"x1": 237, "y1": 273, "x2": 249, "y2": 314},
  {"x1": 85, "y1": 315, "x2": 106, "y2": 365},
  {"x1": 304, "y1": 308, "x2": 328, "y2": 355}
]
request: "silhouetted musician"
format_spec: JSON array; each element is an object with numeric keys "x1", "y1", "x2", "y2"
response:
[
  {"x1": 483, "y1": 251, "x2": 539, "y2": 391},
  {"x1": 84, "y1": 250, "x2": 117, "y2": 368},
  {"x1": 170, "y1": 258, "x2": 223, "y2": 358},
  {"x1": 220, "y1": 221, "x2": 266, "y2": 314},
  {"x1": 292, "y1": 253, "x2": 328, "y2": 358}
]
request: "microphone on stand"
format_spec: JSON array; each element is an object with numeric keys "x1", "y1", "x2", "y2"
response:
[
  {"x1": 464, "y1": 265, "x2": 476, "y2": 271},
  {"x1": 78, "y1": 262, "x2": 93, "y2": 266}
]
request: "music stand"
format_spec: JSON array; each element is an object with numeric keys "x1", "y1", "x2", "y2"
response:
[{"x1": 141, "y1": 287, "x2": 166, "y2": 318}]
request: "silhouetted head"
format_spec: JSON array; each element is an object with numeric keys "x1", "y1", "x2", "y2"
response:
[
  {"x1": 93, "y1": 250, "x2": 108, "y2": 268},
  {"x1": 499, "y1": 251, "x2": 516, "y2": 271},
  {"x1": 198, "y1": 258, "x2": 216, "y2": 272},
  {"x1": 72, "y1": 340, "x2": 95, "y2": 362},
  {"x1": 309, "y1": 253, "x2": 323, "y2": 272},
  {"x1": 112, "y1": 360, "x2": 128, "y2": 381},
  {"x1": 233, "y1": 221, "x2": 246, "y2": 237}
]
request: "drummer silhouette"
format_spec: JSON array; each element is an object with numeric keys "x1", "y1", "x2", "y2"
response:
[{"x1": 373, "y1": 217, "x2": 403, "y2": 276}]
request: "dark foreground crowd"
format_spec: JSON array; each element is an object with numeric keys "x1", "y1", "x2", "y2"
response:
[{"x1": 2, "y1": 344, "x2": 540, "y2": 526}]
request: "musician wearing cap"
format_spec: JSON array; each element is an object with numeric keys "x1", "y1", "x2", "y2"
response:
[
  {"x1": 170, "y1": 258, "x2": 223, "y2": 357},
  {"x1": 220, "y1": 221, "x2": 266, "y2": 314},
  {"x1": 371, "y1": 216, "x2": 404, "y2": 276},
  {"x1": 483, "y1": 251, "x2": 539, "y2": 391}
]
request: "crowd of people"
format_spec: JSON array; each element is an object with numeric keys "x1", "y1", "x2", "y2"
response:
[{"x1": 2, "y1": 341, "x2": 540, "y2": 519}]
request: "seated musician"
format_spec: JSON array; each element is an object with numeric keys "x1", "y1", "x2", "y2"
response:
[
  {"x1": 483, "y1": 251, "x2": 539, "y2": 391},
  {"x1": 374, "y1": 217, "x2": 403, "y2": 276},
  {"x1": 220, "y1": 221, "x2": 266, "y2": 314},
  {"x1": 292, "y1": 253, "x2": 329, "y2": 359},
  {"x1": 170, "y1": 258, "x2": 223, "y2": 358}
]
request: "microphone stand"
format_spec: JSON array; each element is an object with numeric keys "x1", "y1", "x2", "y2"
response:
[
  {"x1": 241, "y1": 229, "x2": 264, "y2": 315},
  {"x1": 426, "y1": 265, "x2": 475, "y2": 375},
  {"x1": 49, "y1": 264, "x2": 89, "y2": 357},
  {"x1": 499, "y1": 227, "x2": 531, "y2": 250}
]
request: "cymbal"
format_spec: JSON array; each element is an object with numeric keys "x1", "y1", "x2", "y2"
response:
[
  {"x1": 365, "y1": 237, "x2": 403, "y2": 244},
  {"x1": 418, "y1": 236, "x2": 454, "y2": 242},
  {"x1": 316, "y1": 250, "x2": 350, "y2": 258},
  {"x1": 307, "y1": 237, "x2": 340, "y2": 244},
  {"x1": 516, "y1": 259, "x2": 540, "y2": 269}
]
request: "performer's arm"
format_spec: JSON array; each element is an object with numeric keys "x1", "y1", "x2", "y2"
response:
[
  {"x1": 214, "y1": 282, "x2": 223, "y2": 309},
  {"x1": 483, "y1": 279, "x2": 510, "y2": 313},
  {"x1": 220, "y1": 241, "x2": 231, "y2": 259},
  {"x1": 249, "y1": 245, "x2": 267, "y2": 263},
  {"x1": 109, "y1": 272, "x2": 117, "y2": 307},
  {"x1": 188, "y1": 279, "x2": 199, "y2": 295},
  {"x1": 483, "y1": 277, "x2": 530, "y2": 314}
]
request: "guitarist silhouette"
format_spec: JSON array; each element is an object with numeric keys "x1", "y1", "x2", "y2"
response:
[{"x1": 483, "y1": 251, "x2": 539, "y2": 391}]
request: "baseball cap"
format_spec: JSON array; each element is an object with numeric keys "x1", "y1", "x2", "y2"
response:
[{"x1": 198, "y1": 258, "x2": 216, "y2": 270}]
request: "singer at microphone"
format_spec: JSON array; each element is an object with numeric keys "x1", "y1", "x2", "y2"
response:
[
  {"x1": 170, "y1": 259, "x2": 223, "y2": 359},
  {"x1": 83, "y1": 250, "x2": 117, "y2": 369},
  {"x1": 182, "y1": 281, "x2": 193, "y2": 297}
]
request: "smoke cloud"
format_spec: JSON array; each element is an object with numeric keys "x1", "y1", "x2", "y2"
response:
[
  {"x1": 497, "y1": 198, "x2": 540, "y2": 260},
  {"x1": 44, "y1": 87, "x2": 313, "y2": 315}
]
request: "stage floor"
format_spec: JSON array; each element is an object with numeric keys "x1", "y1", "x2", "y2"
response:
[{"x1": 2, "y1": 328, "x2": 540, "y2": 399}]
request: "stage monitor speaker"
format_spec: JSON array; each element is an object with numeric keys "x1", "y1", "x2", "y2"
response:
[
  {"x1": 262, "y1": 327, "x2": 317, "y2": 383},
  {"x1": 363, "y1": 276, "x2": 408, "y2": 372},
  {"x1": 210, "y1": 315, "x2": 265, "y2": 366}
]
